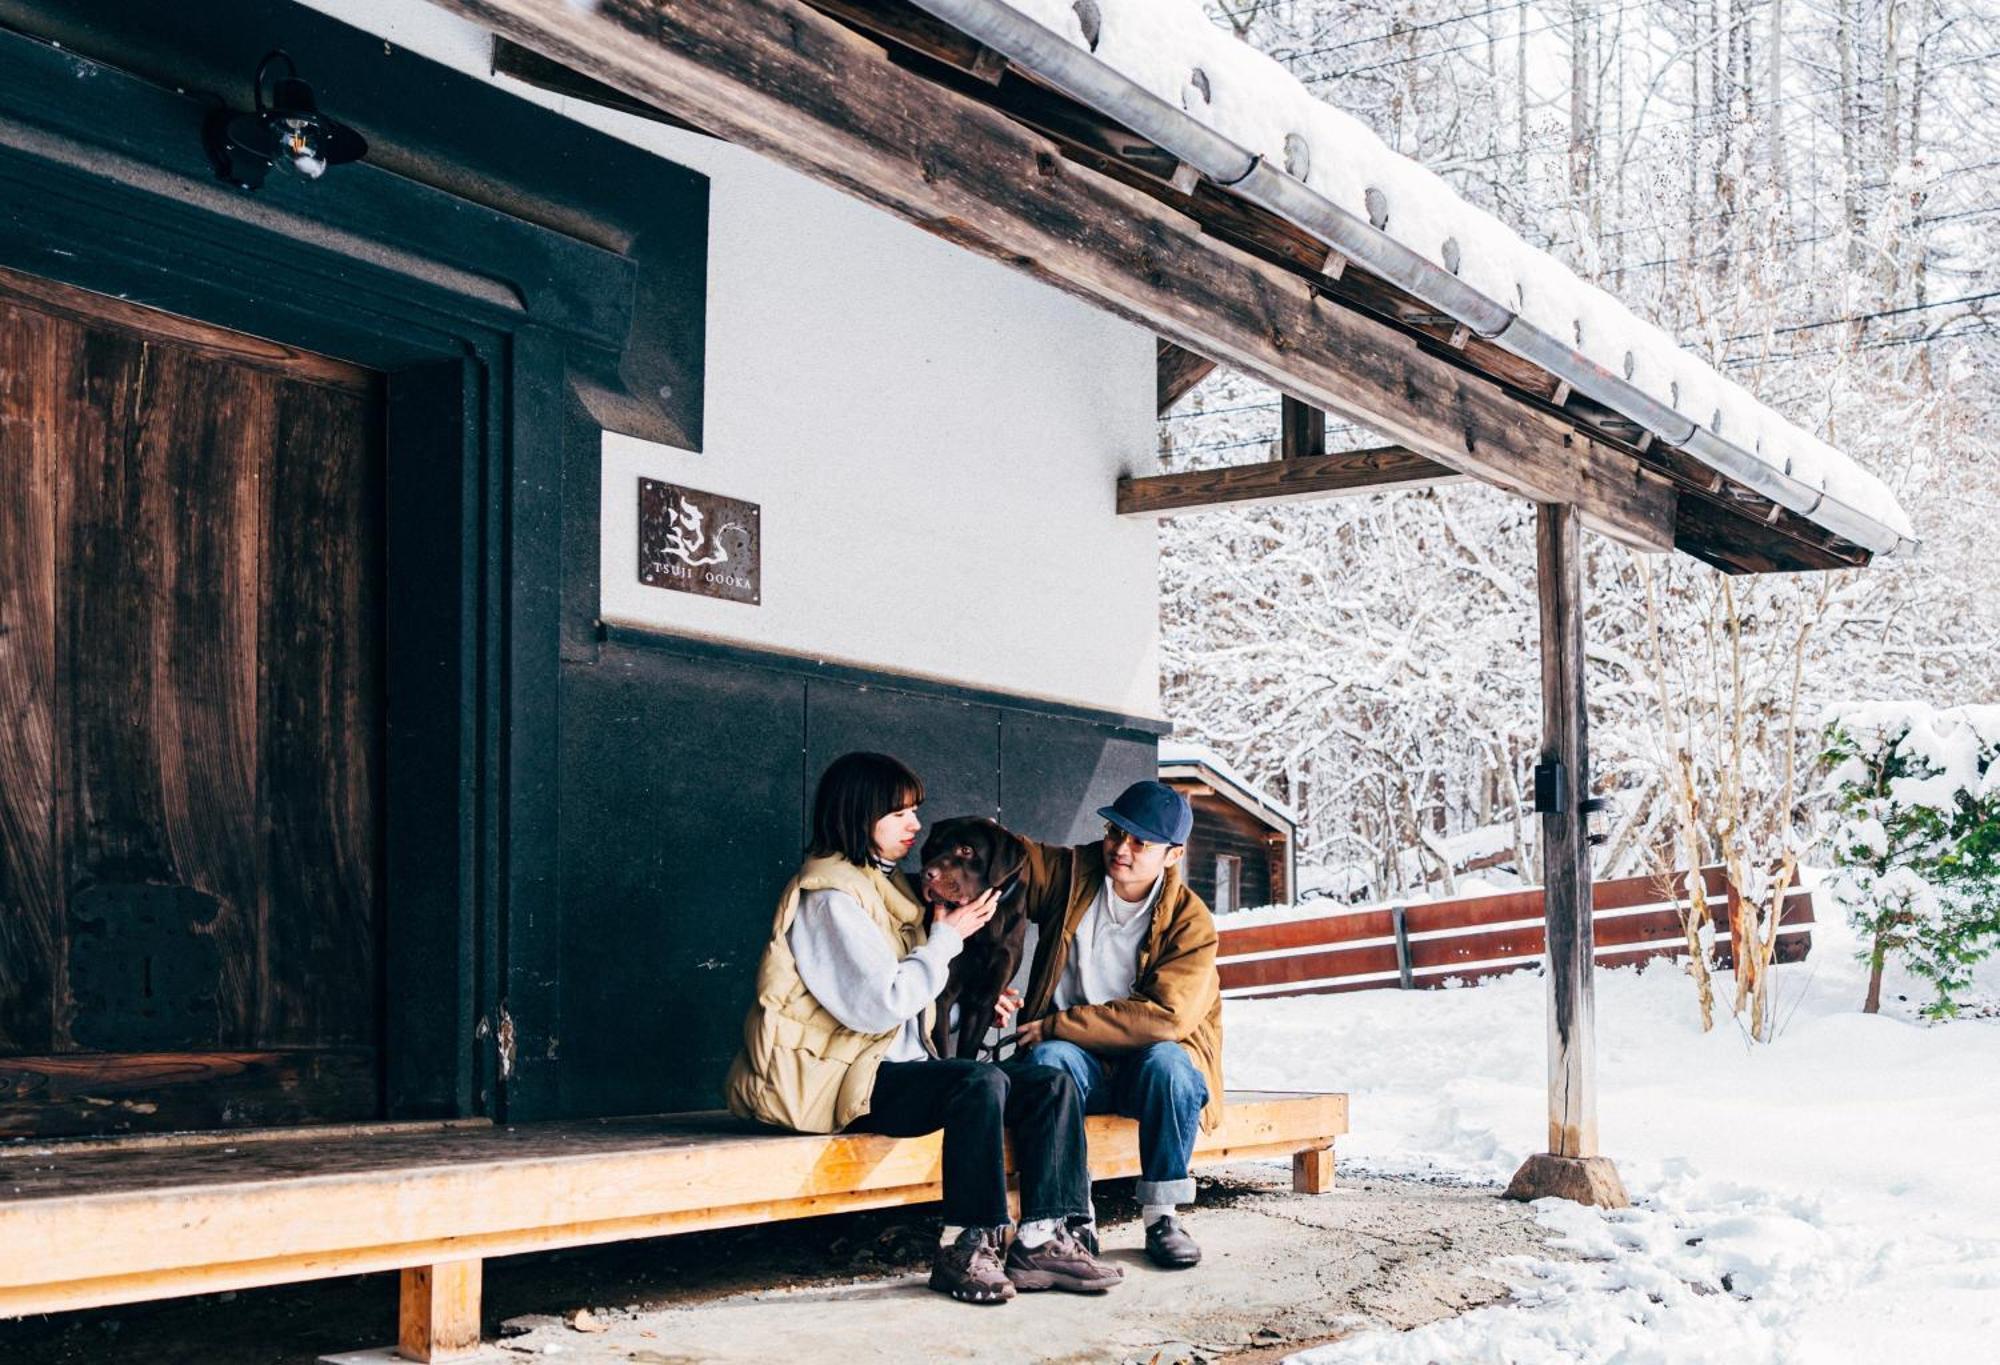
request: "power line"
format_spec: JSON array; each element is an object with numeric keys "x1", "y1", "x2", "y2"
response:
[
  {"x1": 1164, "y1": 399, "x2": 1284, "y2": 421},
  {"x1": 1731, "y1": 288, "x2": 2000, "y2": 341},
  {"x1": 1426, "y1": 46, "x2": 2000, "y2": 173},
  {"x1": 1302, "y1": 2, "x2": 1650, "y2": 83},
  {"x1": 1276, "y1": 0, "x2": 1530, "y2": 64},
  {"x1": 1721, "y1": 320, "x2": 1996, "y2": 368}
]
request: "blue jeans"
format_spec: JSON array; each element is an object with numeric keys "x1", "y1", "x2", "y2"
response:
[{"x1": 1022, "y1": 1040, "x2": 1208, "y2": 1208}]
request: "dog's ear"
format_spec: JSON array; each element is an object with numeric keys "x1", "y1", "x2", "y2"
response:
[{"x1": 986, "y1": 825, "x2": 1028, "y2": 887}]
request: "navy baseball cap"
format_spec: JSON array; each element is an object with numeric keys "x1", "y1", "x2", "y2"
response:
[{"x1": 1098, "y1": 780, "x2": 1194, "y2": 847}]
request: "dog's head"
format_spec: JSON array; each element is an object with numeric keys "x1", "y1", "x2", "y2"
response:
[{"x1": 918, "y1": 817, "x2": 1029, "y2": 911}]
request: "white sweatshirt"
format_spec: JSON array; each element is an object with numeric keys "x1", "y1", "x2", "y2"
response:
[
  {"x1": 1052, "y1": 877, "x2": 1162, "y2": 1011},
  {"x1": 787, "y1": 889, "x2": 962, "y2": 1063}
]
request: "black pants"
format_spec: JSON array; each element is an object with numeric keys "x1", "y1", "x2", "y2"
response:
[{"x1": 852, "y1": 1058, "x2": 1090, "y2": 1230}]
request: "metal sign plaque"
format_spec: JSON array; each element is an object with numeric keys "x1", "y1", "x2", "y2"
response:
[{"x1": 637, "y1": 478, "x2": 761, "y2": 605}]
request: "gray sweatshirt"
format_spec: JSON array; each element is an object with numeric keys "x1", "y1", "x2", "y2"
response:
[{"x1": 788, "y1": 889, "x2": 962, "y2": 1063}]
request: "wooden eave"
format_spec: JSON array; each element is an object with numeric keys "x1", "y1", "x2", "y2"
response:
[
  {"x1": 1160, "y1": 760, "x2": 1295, "y2": 837},
  {"x1": 480, "y1": 0, "x2": 1868, "y2": 574}
]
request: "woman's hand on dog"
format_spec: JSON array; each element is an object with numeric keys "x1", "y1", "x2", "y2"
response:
[
  {"x1": 934, "y1": 887, "x2": 1000, "y2": 940},
  {"x1": 991, "y1": 987, "x2": 1023, "y2": 1031}
]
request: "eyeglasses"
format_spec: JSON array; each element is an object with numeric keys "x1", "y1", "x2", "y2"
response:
[{"x1": 1103, "y1": 822, "x2": 1164, "y2": 852}]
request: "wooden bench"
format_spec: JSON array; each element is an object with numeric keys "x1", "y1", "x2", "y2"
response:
[{"x1": 0, "y1": 1090, "x2": 1345, "y2": 1361}]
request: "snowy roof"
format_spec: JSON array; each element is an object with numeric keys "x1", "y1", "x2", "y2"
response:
[
  {"x1": 1159, "y1": 739, "x2": 1298, "y2": 826},
  {"x1": 917, "y1": 0, "x2": 1915, "y2": 556}
]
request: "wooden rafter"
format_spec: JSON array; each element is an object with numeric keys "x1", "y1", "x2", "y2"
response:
[
  {"x1": 493, "y1": 36, "x2": 708, "y2": 134},
  {"x1": 440, "y1": 0, "x2": 1678, "y2": 551},
  {"x1": 1119, "y1": 445, "x2": 1462, "y2": 517}
]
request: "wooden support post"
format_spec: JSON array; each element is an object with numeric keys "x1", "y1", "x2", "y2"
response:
[
  {"x1": 1279, "y1": 396, "x2": 1326, "y2": 460},
  {"x1": 398, "y1": 1260, "x2": 484, "y2": 1362},
  {"x1": 1505, "y1": 504, "x2": 1629, "y2": 1209},
  {"x1": 1292, "y1": 1145, "x2": 1336, "y2": 1194}
]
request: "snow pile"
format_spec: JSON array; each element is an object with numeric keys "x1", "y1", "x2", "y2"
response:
[
  {"x1": 1224, "y1": 910, "x2": 2000, "y2": 1361},
  {"x1": 1824, "y1": 701, "x2": 2000, "y2": 813},
  {"x1": 986, "y1": 0, "x2": 1912, "y2": 541}
]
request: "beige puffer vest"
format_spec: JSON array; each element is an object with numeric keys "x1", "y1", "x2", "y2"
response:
[{"x1": 724, "y1": 855, "x2": 935, "y2": 1133}]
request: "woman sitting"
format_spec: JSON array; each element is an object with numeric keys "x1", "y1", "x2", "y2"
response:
[{"x1": 726, "y1": 751, "x2": 1120, "y2": 1304}]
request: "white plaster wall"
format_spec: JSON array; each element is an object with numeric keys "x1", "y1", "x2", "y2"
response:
[{"x1": 302, "y1": 2, "x2": 1163, "y2": 719}]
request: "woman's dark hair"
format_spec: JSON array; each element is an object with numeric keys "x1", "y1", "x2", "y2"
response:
[{"x1": 808, "y1": 752, "x2": 925, "y2": 865}]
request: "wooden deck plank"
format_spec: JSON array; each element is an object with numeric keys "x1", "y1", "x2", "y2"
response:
[{"x1": 0, "y1": 1093, "x2": 1346, "y2": 1313}]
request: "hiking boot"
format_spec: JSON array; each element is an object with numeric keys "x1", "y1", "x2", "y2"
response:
[
  {"x1": 1004, "y1": 1225, "x2": 1124, "y2": 1293},
  {"x1": 1144, "y1": 1214, "x2": 1201, "y2": 1269},
  {"x1": 929, "y1": 1227, "x2": 1016, "y2": 1305}
]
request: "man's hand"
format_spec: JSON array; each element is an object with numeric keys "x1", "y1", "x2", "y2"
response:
[
  {"x1": 1015, "y1": 1015, "x2": 1049, "y2": 1049},
  {"x1": 991, "y1": 987, "x2": 1023, "y2": 1031}
]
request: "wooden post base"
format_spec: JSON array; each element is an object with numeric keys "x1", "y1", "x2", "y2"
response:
[
  {"x1": 1503, "y1": 1153, "x2": 1629, "y2": 1208},
  {"x1": 1292, "y1": 1145, "x2": 1336, "y2": 1194},
  {"x1": 398, "y1": 1260, "x2": 484, "y2": 1362}
]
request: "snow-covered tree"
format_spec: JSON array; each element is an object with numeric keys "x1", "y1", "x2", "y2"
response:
[
  {"x1": 1162, "y1": 2, "x2": 2000, "y2": 909},
  {"x1": 1823, "y1": 703, "x2": 2000, "y2": 1017}
]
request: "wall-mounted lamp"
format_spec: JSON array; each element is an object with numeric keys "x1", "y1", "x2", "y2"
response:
[{"x1": 206, "y1": 50, "x2": 366, "y2": 190}]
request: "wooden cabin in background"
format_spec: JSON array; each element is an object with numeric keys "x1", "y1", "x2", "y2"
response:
[{"x1": 1160, "y1": 742, "x2": 1297, "y2": 914}]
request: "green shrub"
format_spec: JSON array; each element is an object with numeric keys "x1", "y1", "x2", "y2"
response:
[{"x1": 1821, "y1": 703, "x2": 2000, "y2": 1018}]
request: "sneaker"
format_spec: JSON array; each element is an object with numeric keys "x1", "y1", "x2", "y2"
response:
[
  {"x1": 1065, "y1": 1217, "x2": 1101, "y2": 1257},
  {"x1": 929, "y1": 1227, "x2": 1016, "y2": 1305},
  {"x1": 1144, "y1": 1214, "x2": 1201, "y2": 1269},
  {"x1": 1004, "y1": 1225, "x2": 1124, "y2": 1293}
]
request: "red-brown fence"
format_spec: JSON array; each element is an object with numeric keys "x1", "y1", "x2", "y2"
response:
[{"x1": 1218, "y1": 867, "x2": 1815, "y2": 999}]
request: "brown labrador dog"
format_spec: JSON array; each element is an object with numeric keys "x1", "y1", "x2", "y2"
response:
[{"x1": 918, "y1": 816, "x2": 1031, "y2": 1061}]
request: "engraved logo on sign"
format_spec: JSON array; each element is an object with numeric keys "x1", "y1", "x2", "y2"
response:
[{"x1": 638, "y1": 478, "x2": 761, "y2": 605}]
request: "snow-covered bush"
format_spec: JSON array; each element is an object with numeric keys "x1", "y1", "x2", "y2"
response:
[{"x1": 1822, "y1": 704, "x2": 2000, "y2": 1018}]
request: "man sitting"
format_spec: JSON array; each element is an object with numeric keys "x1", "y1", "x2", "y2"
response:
[{"x1": 998, "y1": 780, "x2": 1221, "y2": 1269}]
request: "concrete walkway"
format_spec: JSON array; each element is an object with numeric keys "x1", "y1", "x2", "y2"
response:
[{"x1": 486, "y1": 1164, "x2": 1556, "y2": 1364}]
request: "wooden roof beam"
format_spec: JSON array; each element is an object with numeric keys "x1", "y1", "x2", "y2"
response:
[
  {"x1": 492, "y1": 35, "x2": 709, "y2": 134},
  {"x1": 1119, "y1": 446, "x2": 1464, "y2": 517},
  {"x1": 445, "y1": 0, "x2": 1675, "y2": 550}
]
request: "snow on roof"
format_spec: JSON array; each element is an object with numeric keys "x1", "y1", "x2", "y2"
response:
[
  {"x1": 1158, "y1": 739, "x2": 1297, "y2": 825},
  {"x1": 950, "y1": 0, "x2": 1914, "y2": 550}
]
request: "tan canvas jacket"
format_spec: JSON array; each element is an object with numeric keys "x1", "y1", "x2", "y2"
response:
[
  {"x1": 1015, "y1": 838, "x2": 1224, "y2": 1131},
  {"x1": 724, "y1": 855, "x2": 935, "y2": 1134}
]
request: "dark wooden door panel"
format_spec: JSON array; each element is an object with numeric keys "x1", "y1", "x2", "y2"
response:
[
  {"x1": 262, "y1": 378, "x2": 385, "y2": 1047},
  {"x1": 0, "y1": 286, "x2": 60, "y2": 1055},
  {"x1": 62, "y1": 327, "x2": 270, "y2": 1049},
  {"x1": 0, "y1": 267, "x2": 385, "y2": 1135}
]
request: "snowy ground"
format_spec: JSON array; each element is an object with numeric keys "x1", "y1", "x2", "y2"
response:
[{"x1": 1226, "y1": 910, "x2": 2000, "y2": 1363}]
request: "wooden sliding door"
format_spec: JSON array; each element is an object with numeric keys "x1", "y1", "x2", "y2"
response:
[{"x1": 0, "y1": 267, "x2": 385, "y2": 1137}]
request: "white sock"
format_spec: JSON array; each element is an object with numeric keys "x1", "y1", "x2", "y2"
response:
[
  {"x1": 1015, "y1": 1217, "x2": 1061, "y2": 1248},
  {"x1": 1143, "y1": 1203, "x2": 1179, "y2": 1227}
]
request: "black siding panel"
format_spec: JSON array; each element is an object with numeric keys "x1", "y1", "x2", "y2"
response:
[
  {"x1": 552, "y1": 635, "x2": 1161, "y2": 1118},
  {"x1": 556, "y1": 643, "x2": 804, "y2": 1117},
  {"x1": 1000, "y1": 712, "x2": 1157, "y2": 847},
  {"x1": 804, "y1": 685, "x2": 1002, "y2": 864}
]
